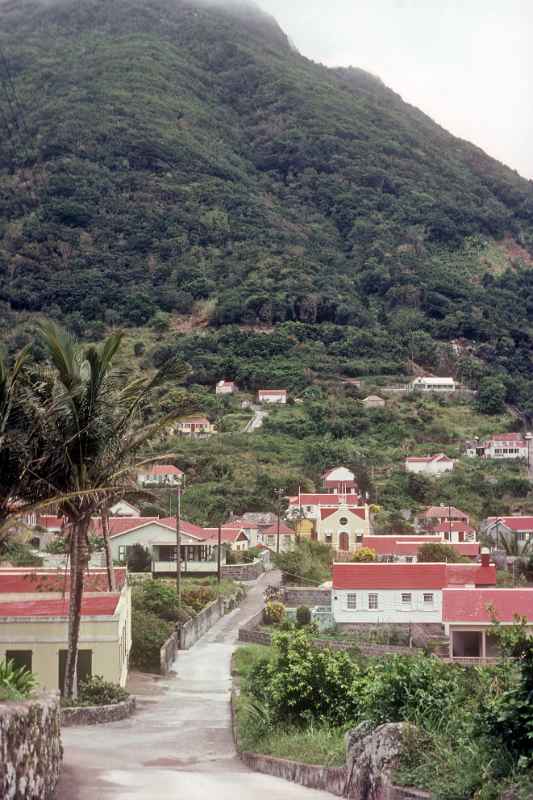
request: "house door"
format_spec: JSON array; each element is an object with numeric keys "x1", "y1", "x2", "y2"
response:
[
  {"x1": 339, "y1": 532, "x2": 350, "y2": 551},
  {"x1": 58, "y1": 649, "x2": 92, "y2": 695}
]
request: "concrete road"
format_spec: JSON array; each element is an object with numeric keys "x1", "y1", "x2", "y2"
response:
[
  {"x1": 244, "y1": 405, "x2": 268, "y2": 432},
  {"x1": 56, "y1": 573, "x2": 331, "y2": 800}
]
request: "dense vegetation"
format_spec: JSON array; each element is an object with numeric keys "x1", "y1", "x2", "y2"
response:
[
  {"x1": 1, "y1": 0, "x2": 533, "y2": 410},
  {"x1": 234, "y1": 627, "x2": 533, "y2": 799}
]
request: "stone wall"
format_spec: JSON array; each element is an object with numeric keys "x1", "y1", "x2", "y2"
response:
[
  {"x1": 0, "y1": 692, "x2": 62, "y2": 800},
  {"x1": 160, "y1": 631, "x2": 179, "y2": 675},
  {"x1": 61, "y1": 697, "x2": 136, "y2": 727},
  {"x1": 282, "y1": 586, "x2": 331, "y2": 607},
  {"x1": 241, "y1": 751, "x2": 347, "y2": 796},
  {"x1": 221, "y1": 559, "x2": 264, "y2": 581},
  {"x1": 179, "y1": 591, "x2": 242, "y2": 650}
]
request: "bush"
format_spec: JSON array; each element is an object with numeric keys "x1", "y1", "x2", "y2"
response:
[
  {"x1": 130, "y1": 610, "x2": 173, "y2": 672},
  {"x1": 350, "y1": 547, "x2": 377, "y2": 562},
  {"x1": 181, "y1": 584, "x2": 216, "y2": 612},
  {"x1": 1, "y1": 542, "x2": 43, "y2": 566},
  {"x1": 133, "y1": 580, "x2": 180, "y2": 622},
  {"x1": 0, "y1": 658, "x2": 37, "y2": 700},
  {"x1": 127, "y1": 544, "x2": 152, "y2": 573},
  {"x1": 417, "y1": 542, "x2": 467, "y2": 563},
  {"x1": 296, "y1": 605, "x2": 311, "y2": 627},
  {"x1": 263, "y1": 601, "x2": 285, "y2": 626},
  {"x1": 62, "y1": 675, "x2": 129, "y2": 707}
]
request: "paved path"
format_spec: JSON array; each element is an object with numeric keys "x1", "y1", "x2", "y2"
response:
[
  {"x1": 244, "y1": 405, "x2": 268, "y2": 432},
  {"x1": 56, "y1": 573, "x2": 331, "y2": 800}
]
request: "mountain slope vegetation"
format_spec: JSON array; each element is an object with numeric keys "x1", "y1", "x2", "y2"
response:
[{"x1": 1, "y1": 0, "x2": 533, "y2": 407}]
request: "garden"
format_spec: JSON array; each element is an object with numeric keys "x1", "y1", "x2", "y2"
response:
[
  {"x1": 233, "y1": 623, "x2": 533, "y2": 800},
  {"x1": 131, "y1": 576, "x2": 242, "y2": 672}
]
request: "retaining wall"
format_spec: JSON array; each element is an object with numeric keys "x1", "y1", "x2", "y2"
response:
[
  {"x1": 222, "y1": 559, "x2": 264, "y2": 581},
  {"x1": 179, "y1": 591, "x2": 242, "y2": 650},
  {"x1": 282, "y1": 587, "x2": 332, "y2": 607},
  {"x1": 0, "y1": 692, "x2": 62, "y2": 800},
  {"x1": 241, "y1": 751, "x2": 347, "y2": 796},
  {"x1": 160, "y1": 631, "x2": 179, "y2": 675},
  {"x1": 61, "y1": 696, "x2": 136, "y2": 726}
]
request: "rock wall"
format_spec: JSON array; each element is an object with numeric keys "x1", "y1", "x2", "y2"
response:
[
  {"x1": 61, "y1": 696, "x2": 136, "y2": 727},
  {"x1": 241, "y1": 751, "x2": 347, "y2": 796},
  {"x1": 0, "y1": 692, "x2": 62, "y2": 800},
  {"x1": 221, "y1": 560, "x2": 264, "y2": 581},
  {"x1": 282, "y1": 587, "x2": 332, "y2": 607}
]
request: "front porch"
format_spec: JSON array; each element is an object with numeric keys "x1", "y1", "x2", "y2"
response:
[
  {"x1": 151, "y1": 543, "x2": 226, "y2": 577},
  {"x1": 448, "y1": 627, "x2": 500, "y2": 662}
]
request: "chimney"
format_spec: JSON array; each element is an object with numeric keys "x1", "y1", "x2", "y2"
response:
[{"x1": 480, "y1": 547, "x2": 491, "y2": 568}]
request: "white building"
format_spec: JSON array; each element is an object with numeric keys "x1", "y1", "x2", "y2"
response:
[
  {"x1": 465, "y1": 433, "x2": 530, "y2": 460},
  {"x1": 109, "y1": 500, "x2": 141, "y2": 517},
  {"x1": 257, "y1": 389, "x2": 287, "y2": 404},
  {"x1": 411, "y1": 377, "x2": 456, "y2": 393},
  {"x1": 137, "y1": 464, "x2": 183, "y2": 487},
  {"x1": 331, "y1": 558, "x2": 496, "y2": 626},
  {"x1": 321, "y1": 466, "x2": 359, "y2": 495},
  {"x1": 405, "y1": 454, "x2": 454, "y2": 476},
  {"x1": 362, "y1": 395, "x2": 386, "y2": 409},
  {"x1": 216, "y1": 380, "x2": 238, "y2": 395}
]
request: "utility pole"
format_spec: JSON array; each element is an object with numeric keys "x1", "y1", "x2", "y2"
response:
[
  {"x1": 175, "y1": 477, "x2": 183, "y2": 606},
  {"x1": 217, "y1": 524, "x2": 222, "y2": 585},
  {"x1": 275, "y1": 487, "x2": 285, "y2": 554}
]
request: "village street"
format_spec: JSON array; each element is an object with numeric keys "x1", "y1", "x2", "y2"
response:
[{"x1": 56, "y1": 572, "x2": 331, "y2": 800}]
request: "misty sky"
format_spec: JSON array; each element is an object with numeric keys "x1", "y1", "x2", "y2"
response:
[{"x1": 257, "y1": 0, "x2": 533, "y2": 180}]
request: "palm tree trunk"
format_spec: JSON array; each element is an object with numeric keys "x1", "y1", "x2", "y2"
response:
[
  {"x1": 101, "y1": 509, "x2": 116, "y2": 591},
  {"x1": 64, "y1": 517, "x2": 90, "y2": 699}
]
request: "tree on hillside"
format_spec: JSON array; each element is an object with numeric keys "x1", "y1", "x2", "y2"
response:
[
  {"x1": 476, "y1": 378, "x2": 507, "y2": 415},
  {"x1": 417, "y1": 542, "x2": 467, "y2": 563},
  {"x1": 28, "y1": 322, "x2": 188, "y2": 697}
]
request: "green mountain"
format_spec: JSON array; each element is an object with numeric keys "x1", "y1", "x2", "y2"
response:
[{"x1": 1, "y1": 0, "x2": 533, "y2": 408}]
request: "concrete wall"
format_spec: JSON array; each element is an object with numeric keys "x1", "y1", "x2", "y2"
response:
[
  {"x1": 221, "y1": 559, "x2": 264, "y2": 581},
  {"x1": 160, "y1": 631, "x2": 179, "y2": 676},
  {"x1": 241, "y1": 751, "x2": 347, "y2": 796},
  {"x1": 0, "y1": 692, "x2": 62, "y2": 799},
  {"x1": 179, "y1": 592, "x2": 241, "y2": 650},
  {"x1": 282, "y1": 587, "x2": 332, "y2": 607}
]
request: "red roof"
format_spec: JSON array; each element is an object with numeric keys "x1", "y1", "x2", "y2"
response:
[
  {"x1": 144, "y1": 464, "x2": 183, "y2": 476},
  {"x1": 222, "y1": 518, "x2": 258, "y2": 531},
  {"x1": 332, "y1": 562, "x2": 495, "y2": 590},
  {"x1": 288, "y1": 494, "x2": 363, "y2": 507},
  {"x1": 179, "y1": 417, "x2": 210, "y2": 425},
  {"x1": 0, "y1": 595, "x2": 120, "y2": 618},
  {"x1": 443, "y1": 589, "x2": 533, "y2": 623},
  {"x1": 486, "y1": 516, "x2": 533, "y2": 532},
  {"x1": 361, "y1": 536, "x2": 441, "y2": 555},
  {"x1": 419, "y1": 506, "x2": 469, "y2": 520},
  {"x1": 320, "y1": 507, "x2": 366, "y2": 520},
  {"x1": 258, "y1": 389, "x2": 287, "y2": 396},
  {"x1": 261, "y1": 521, "x2": 294, "y2": 536},
  {"x1": 0, "y1": 568, "x2": 127, "y2": 594},
  {"x1": 487, "y1": 433, "x2": 525, "y2": 443},
  {"x1": 203, "y1": 528, "x2": 249, "y2": 544}
]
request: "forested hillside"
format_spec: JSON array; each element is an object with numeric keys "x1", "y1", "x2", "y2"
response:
[{"x1": 1, "y1": 0, "x2": 533, "y2": 408}]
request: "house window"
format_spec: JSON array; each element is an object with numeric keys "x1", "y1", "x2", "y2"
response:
[
  {"x1": 6, "y1": 650, "x2": 32, "y2": 672},
  {"x1": 325, "y1": 533, "x2": 332, "y2": 543},
  {"x1": 347, "y1": 593, "x2": 357, "y2": 609},
  {"x1": 401, "y1": 593, "x2": 412, "y2": 606},
  {"x1": 118, "y1": 545, "x2": 127, "y2": 563},
  {"x1": 423, "y1": 593, "x2": 434, "y2": 605},
  {"x1": 368, "y1": 593, "x2": 378, "y2": 610}
]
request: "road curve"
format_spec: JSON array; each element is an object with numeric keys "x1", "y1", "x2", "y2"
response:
[{"x1": 56, "y1": 573, "x2": 332, "y2": 800}]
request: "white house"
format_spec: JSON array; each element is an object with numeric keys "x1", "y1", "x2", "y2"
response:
[
  {"x1": 176, "y1": 417, "x2": 216, "y2": 437},
  {"x1": 483, "y1": 516, "x2": 533, "y2": 554},
  {"x1": 286, "y1": 493, "x2": 363, "y2": 521},
  {"x1": 204, "y1": 527, "x2": 250, "y2": 552},
  {"x1": 109, "y1": 500, "x2": 141, "y2": 517},
  {"x1": 466, "y1": 433, "x2": 530, "y2": 460},
  {"x1": 257, "y1": 389, "x2": 287, "y2": 404},
  {"x1": 331, "y1": 558, "x2": 496, "y2": 626},
  {"x1": 137, "y1": 464, "x2": 183, "y2": 487},
  {"x1": 411, "y1": 377, "x2": 456, "y2": 393},
  {"x1": 321, "y1": 466, "x2": 359, "y2": 495},
  {"x1": 216, "y1": 380, "x2": 238, "y2": 395},
  {"x1": 405, "y1": 454, "x2": 454, "y2": 476},
  {"x1": 361, "y1": 395, "x2": 386, "y2": 409}
]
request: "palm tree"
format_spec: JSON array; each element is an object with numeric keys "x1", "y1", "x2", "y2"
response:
[{"x1": 32, "y1": 322, "x2": 189, "y2": 697}]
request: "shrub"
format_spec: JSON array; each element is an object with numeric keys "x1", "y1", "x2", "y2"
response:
[
  {"x1": 263, "y1": 601, "x2": 285, "y2": 626},
  {"x1": 1, "y1": 543, "x2": 43, "y2": 566},
  {"x1": 296, "y1": 605, "x2": 311, "y2": 627},
  {"x1": 133, "y1": 580, "x2": 180, "y2": 622},
  {"x1": 181, "y1": 584, "x2": 216, "y2": 612},
  {"x1": 417, "y1": 542, "x2": 467, "y2": 563},
  {"x1": 62, "y1": 675, "x2": 129, "y2": 707},
  {"x1": 130, "y1": 610, "x2": 173, "y2": 672},
  {"x1": 127, "y1": 544, "x2": 152, "y2": 573},
  {"x1": 350, "y1": 547, "x2": 377, "y2": 562},
  {"x1": 0, "y1": 658, "x2": 37, "y2": 700}
]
